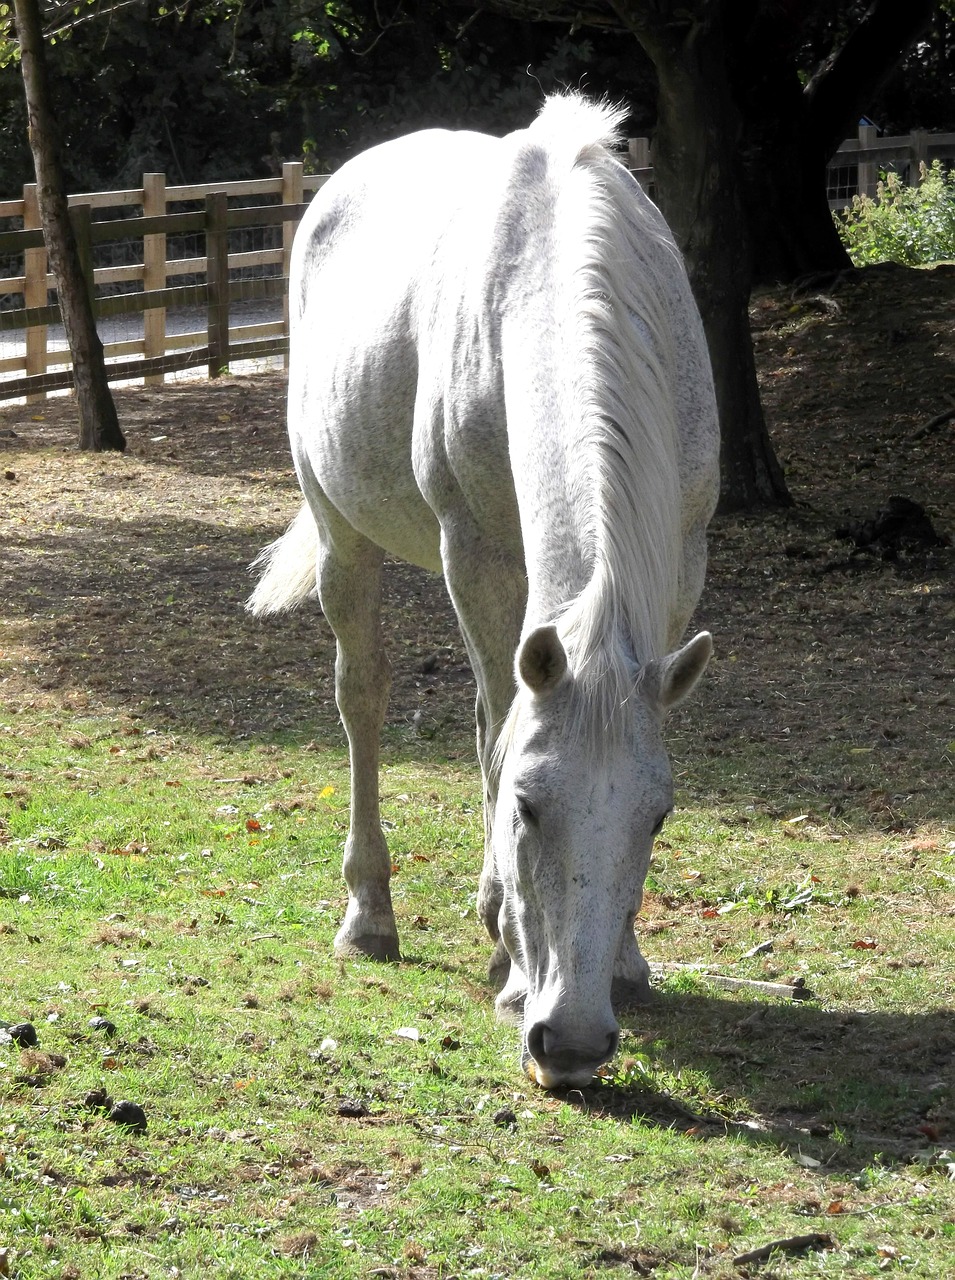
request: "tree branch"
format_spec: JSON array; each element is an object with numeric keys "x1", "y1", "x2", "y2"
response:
[{"x1": 804, "y1": 0, "x2": 935, "y2": 161}]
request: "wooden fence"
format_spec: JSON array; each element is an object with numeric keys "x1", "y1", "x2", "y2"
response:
[
  {"x1": 824, "y1": 123, "x2": 955, "y2": 208},
  {"x1": 1, "y1": 123, "x2": 953, "y2": 403},
  {"x1": 628, "y1": 123, "x2": 955, "y2": 209},
  {"x1": 0, "y1": 162, "x2": 326, "y2": 402}
]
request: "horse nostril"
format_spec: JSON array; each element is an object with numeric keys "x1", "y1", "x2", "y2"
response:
[
  {"x1": 526, "y1": 1021, "x2": 550, "y2": 1067},
  {"x1": 526, "y1": 1021, "x2": 619, "y2": 1072}
]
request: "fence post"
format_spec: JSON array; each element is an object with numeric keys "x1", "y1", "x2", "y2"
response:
[
  {"x1": 206, "y1": 191, "x2": 230, "y2": 378},
  {"x1": 143, "y1": 172, "x2": 166, "y2": 386},
  {"x1": 282, "y1": 161, "x2": 304, "y2": 370},
  {"x1": 857, "y1": 122, "x2": 878, "y2": 198},
  {"x1": 910, "y1": 130, "x2": 929, "y2": 183},
  {"x1": 23, "y1": 183, "x2": 47, "y2": 403}
]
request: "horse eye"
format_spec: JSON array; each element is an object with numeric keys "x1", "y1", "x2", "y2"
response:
[{"x1": 516, "y1": 797, "x2": 539, "y2": 827}]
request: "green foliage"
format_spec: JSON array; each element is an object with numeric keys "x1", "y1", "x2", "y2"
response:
[
  {"x1": 835, "y1": 161, "x2": 955, "y2": 266},
  {"x1": 0, "y1": 0, "x2": 655, "y2": 194}
]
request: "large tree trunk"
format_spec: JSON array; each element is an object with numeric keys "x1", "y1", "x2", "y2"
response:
[
  {"x1": 725, "y1": 7, "x2": 851, "y2": 284},
  {"x1": 14, "y1": 0, "x2": 125, "y2": 452},
  {"x1": 728, "y1": 0, "x2": 935, "y2": 286},
  {"x1": 739, "y1": 121, "x2": 851, "y2": 285},
  {"x1": 613, "y1": 0, "x2": 791, "y2": 510}
]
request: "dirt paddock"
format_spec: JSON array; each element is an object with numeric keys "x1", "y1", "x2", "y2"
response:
[{"x1": 2, "y1": 264, "x2": 953, "y2": 828}]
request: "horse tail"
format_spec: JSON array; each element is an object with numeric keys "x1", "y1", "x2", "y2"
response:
[{"x1": 246, "y1": 501, "x2": 318, "y2": 616}]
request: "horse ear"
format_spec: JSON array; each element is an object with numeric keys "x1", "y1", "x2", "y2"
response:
[
  {"x1": 651, "y1": 631, "x2": 712, "y2": 710},
  {"x1": 518, "y1": 625, "x2": 568, "y2": 695}
]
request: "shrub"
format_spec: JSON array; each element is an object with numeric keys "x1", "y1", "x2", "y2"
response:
[{"x1": 835, "y1": 160, "x2": 955, "y2": 266}]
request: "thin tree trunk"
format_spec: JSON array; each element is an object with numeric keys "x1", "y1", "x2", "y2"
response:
[{"x1": 13, "y1": 0, "x2": 125, "y2": 452}]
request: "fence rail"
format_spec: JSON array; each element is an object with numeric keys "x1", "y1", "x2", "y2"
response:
[
  {"x1": 2, "y1": 124, "x2": 953, "y2": 403},
  {"x1": 0, "y1": 162, "x2": 326, "y2": 402},
  {"x1": 628, "y1": 123, "x2": 955, "y2": 209}
]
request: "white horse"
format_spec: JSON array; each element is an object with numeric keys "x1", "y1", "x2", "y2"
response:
[{"x1": 248, "y1": 94, "x2": 719, "y2": 1090}]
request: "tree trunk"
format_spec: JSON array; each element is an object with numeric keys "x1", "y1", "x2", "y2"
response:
[
  {"x1": 728, "y1": 0, "x2": 935, "y2": 285},
  {"x1": 13, "y1": 0, "x2": 125, "y2": 452},
  {"x1": 739, "y1": 123, "x2": 851, "y2": 285},
  {"x1": 613, "y1": 0, "x2": 791, "y2": 510},
  {"x1": 725, "y1": 14, "x2": 851, "y2": 284}
]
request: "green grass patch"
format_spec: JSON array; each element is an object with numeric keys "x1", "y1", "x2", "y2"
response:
[
  {"x1": 2, "y1": 714, "x2": 953, "y2": 1279},
  {"x1": 2, "y1": 370, "x2": 953, "y2": 1276}
]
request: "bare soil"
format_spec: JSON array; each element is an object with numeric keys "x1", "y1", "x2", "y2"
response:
[{"x1": 1, "y1": 263, "x2": 953, "y2": 827}]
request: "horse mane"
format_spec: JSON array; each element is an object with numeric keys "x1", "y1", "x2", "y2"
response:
[{"x1": 510, "y1": 95, "x2": 686, "y2": 743}]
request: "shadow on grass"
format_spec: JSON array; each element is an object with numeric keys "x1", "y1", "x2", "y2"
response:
[
  {"x1": 559, "y1": 990, "x2": 955, "y2": 1173},
  {"x1": 2, "y1": 510, "x2": 471, "y2": 749},
  {"x1": 4, "y1": 496, "x2": 953, "y2": 833}
]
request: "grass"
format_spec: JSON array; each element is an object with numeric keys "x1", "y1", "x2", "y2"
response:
[
  {"x1": 1, "y1": 314, "x2": 954, "y2": 1276},
  {"x1": 2, "y1": 713, "x2": 953, "y2": 1279}
]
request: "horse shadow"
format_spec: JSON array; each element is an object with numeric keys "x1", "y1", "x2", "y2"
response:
[{"x1": 555, "y1": 988, "x2": 954, "y2": 1174}]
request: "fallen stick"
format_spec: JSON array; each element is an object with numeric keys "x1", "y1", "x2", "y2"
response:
[
  {"x1": 733, "y1": 1232, "x2": 832, "y2": 1265},
  {"x1": 650, "y1": 963, "x2": 814, "y2": 1001},
  {"x1": 911, "y1": 403, "x2": 955, "y2": 441}
]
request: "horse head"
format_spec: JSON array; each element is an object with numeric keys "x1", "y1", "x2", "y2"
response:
[{"x1": 492, "y1": 624, "x2": 712, "y2": 1090}]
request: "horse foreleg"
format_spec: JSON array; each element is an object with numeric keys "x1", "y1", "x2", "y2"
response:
[
  {"x1": 442, "y1": 531, "x2": 525, "y2": 986},
  {"x1": 611, "y1": 911, "x2": 653, "y2": 1008},
  {"x1": 317, "y1": 534, "x2": 399, "y2": 963},
  {"x1": 473, "y1": 691, "x2": 511, "y2": 990}
]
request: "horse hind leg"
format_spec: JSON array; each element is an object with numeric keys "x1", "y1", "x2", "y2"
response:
[{"x1": 316, "y1": 524, "x2": 399, "y2": 963}]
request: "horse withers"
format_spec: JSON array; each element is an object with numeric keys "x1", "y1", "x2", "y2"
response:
[{"x1": 248, "y1": 94, "x2": 720, "y2": 1090}]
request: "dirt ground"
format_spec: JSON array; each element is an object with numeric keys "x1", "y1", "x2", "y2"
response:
[{"x1": 1, "y1": 263, "x2": 953, "y2": 827}]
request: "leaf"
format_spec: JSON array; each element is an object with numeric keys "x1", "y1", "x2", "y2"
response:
[
  {"x1": 794, "y1": 1152, "x2": 822, "y2": 1168},
  {"x1": 246, "y1": 818, "x2": 261, "y2": 832},
  {"x1": 852, "y1": 938, "x2": 878, "y2": 950}
]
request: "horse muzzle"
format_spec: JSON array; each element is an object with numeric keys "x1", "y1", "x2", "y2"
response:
[{"x1": 522, "y1": 1016, "x2": 620, "y2": 1090}]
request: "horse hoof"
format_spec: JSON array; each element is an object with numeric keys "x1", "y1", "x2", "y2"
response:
[
  {"x1": 612, "y1": 972, "x2": 654, "y2": 1009},
  {"x1": 334, "y1": 933, "x2": 400, "y2": 963}
]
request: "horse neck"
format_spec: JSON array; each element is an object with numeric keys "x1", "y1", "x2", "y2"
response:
[{"x1": 503, "y1": 224, "x2": 683, "y2": 676}]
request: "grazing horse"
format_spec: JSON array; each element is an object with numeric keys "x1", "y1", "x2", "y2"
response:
[{"x1": 248, "y1": 94, "x2": 720, "y2": 1090}]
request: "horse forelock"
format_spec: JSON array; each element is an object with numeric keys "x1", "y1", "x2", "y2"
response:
[{"x1": 532, "y1": 92, "x2": 629, "y2": 161}]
